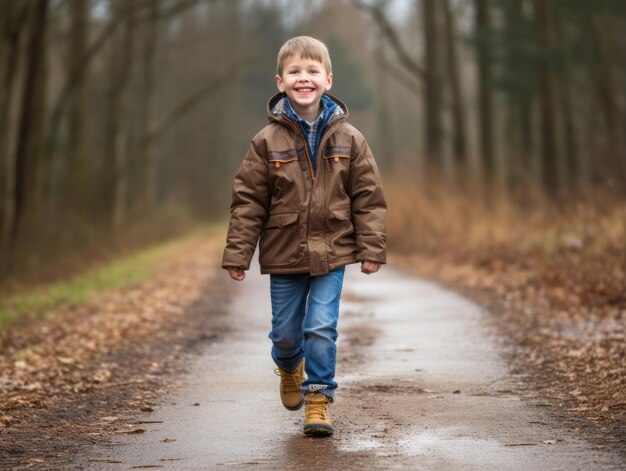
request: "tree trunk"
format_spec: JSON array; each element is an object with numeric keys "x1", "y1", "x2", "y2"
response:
[
  {"x1": 533, "y1": 0, "x2": 559, "y2": 195},
  {"x1": 205, "y1": 0, "x2": 240, "y2": 214},
  {"x1": 140, "y1": 0, "x2": 159, "y2": 213},
  {"x1": 589, "y1": 13, "x2": 626, "y2": 190},
  {"x1": 553, "y1": 4, "x2": 578, "y2": 192},
  {"x1": 421, "y1": 0, "x2": 443, "y2": 163},
  {"x1": 67, "y1": 0, "x2": 88, "y2": 206},
  {"x1": 110, "y1": 1, "x2": 134, "y2": 230},
  {"x1": 443, "y1": 0, "x2": 467, "y2": 177},
  {"x1": 374, "y1": 28, "x2": 395, "y2": 172},
  {"x1": 500, "y1": 0, "x2": 534, "y2": 193},
  {"x1": 474, "y1": 0, "x2": 495, "y2": 184},
  {"x1": 0, "y1": 2, "x2": 29, "y2": 253},
  {"x1": 12, "y1": 0, "x2": 49, "y2": 243}
]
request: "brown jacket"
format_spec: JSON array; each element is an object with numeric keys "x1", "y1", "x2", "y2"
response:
[{"x1": 221, "y1": 92, "x2": 387, "y2": 276}]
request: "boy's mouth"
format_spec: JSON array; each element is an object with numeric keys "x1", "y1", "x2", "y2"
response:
[{"x1": 295, "y1": 87, "x2": 315, "y2": 95}]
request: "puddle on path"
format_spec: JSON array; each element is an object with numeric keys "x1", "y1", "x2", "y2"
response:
[
  {"x1": 398, "y1": 428, "x2": 502, "y2": 455},
  {"x1": 338, "y1": 436, "x2": 382, "y2": 452},
  {"x1": 394, "y1": 427, "x2": 525, "y2": 468}
]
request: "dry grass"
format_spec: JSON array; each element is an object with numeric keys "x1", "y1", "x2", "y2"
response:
[
  {"x1": 385, "y1": 171, "x2": 625, "y2": 261},
  {"x1": 0, "y1": 207, "x2": 210, "y2": 296}
]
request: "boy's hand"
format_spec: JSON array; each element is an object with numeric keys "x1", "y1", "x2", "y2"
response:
[
  {"x1": 361, "y1": 261, "x2": 381, "y2": 275},
  {"x1": 226, "y1": 267, "x2": 246, "y2": 281}
]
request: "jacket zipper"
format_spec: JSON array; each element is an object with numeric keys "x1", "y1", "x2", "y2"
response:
[
  {"x1": 282, "y1": 116, "x2": 342, "y2": 182},
  {"x1": 282, "y1": 117, "x2": 316, "y2": 182}
]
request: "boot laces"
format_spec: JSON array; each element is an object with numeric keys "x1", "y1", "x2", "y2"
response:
[
  {"x1": 274, "y1": 367, "x2": 304, "y2": 394},
  {"x1": 305, "y1": 397, "x2": 329, "y2": 421}
]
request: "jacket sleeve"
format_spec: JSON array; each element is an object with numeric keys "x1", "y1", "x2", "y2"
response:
[
  {"x1": 221, "y1": 138, "x2": 270, "y2": 270},
  {"x1": 348, "y1": 135, "x2": 388, "y2": 264}
]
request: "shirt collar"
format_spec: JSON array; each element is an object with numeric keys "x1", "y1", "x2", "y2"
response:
[{"x1": 283, "y1": 96, "x2": 326, "y2": 127}]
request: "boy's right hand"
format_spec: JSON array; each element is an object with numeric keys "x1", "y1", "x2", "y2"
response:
[{"x1": 226, "y1": 267, "x2": 246, "y2": 281}]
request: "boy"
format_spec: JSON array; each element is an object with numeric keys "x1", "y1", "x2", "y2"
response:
[{"x1": 222, "y1": 36, "x2": 387, "y2": 437}]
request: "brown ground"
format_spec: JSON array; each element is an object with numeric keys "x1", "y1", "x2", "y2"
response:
[
  {"x1": 390, "y1": 249, "x2": 626, "y2": 455},
  {"x1": 0, "y1": 236, "x2": 233, "y2": 469},
  {"x1": 77, "y1": 259, "x2": 623, "y2": 470},
  {"x1": 1, "y1": 231, "x2": 624, "y2": 468}
]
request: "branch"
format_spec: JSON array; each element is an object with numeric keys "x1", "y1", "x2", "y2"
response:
[
  {"x1": 45, "y1": 0, "x2": 223, "y2": 160},
  {"x1": 379, "y1": 52, "x2": 423, "y2": 96},
  {"x1": 351, "y1": 0, "x2": 428, "y2": 82},
  {"x1": 143, "y1": 64, "x2": 239, "y2": 146}
]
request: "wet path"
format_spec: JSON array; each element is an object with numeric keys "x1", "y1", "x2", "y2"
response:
[{"x1": 83, "y1": 259, "x2": 623, "y2": 470}]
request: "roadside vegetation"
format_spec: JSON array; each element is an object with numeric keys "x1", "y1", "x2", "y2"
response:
[
  {"x1": 386, "y1": 172, "x2": 626, "y2": 448},
  {"x1": 0, "y1": 224, "x2": 218, "y2": 328},
  {"x1": 0, "y1": 228, "x2": 229, "y2": 466}
]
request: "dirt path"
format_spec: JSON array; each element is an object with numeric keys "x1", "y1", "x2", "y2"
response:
[{"x1": 80, "y1": 258, "x2": 623, "y2": 470}]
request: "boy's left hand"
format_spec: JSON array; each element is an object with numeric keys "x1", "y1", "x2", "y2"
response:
[{"x1": 361, "y1": 261, "x2": 381, "y2": 275}]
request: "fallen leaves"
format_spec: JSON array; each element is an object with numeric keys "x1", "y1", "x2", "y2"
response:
[
  {"x1": 100, "y1": 416, "x2": 121, "y2": 422},
  {"x1": 114, "y1": 428, "x2": 146, "y2": 435},
  {"x1": 0, "y1": 235, "x2": 232, "y2": 467},
  {"x1": 0, "y1": 414, "x2": 12, "y2": 427}
]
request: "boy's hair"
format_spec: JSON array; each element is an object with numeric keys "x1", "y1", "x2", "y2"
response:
[{"x1": 276, "y1": 36, "x2": 332, "y2": 76}]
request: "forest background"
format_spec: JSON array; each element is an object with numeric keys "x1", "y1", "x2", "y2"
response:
[
  {"x1": 1, "y1": 0, "x2": 624, "y2": 283},
  {"x1": 0, "y1": 0, "x2": 624, "y2": 452}
]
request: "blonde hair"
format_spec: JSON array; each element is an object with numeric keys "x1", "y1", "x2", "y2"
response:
[{"x1": 276, "y1": 36, "x2": 332, "y2": 76}]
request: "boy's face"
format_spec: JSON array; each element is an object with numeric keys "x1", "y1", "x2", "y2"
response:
[{"x1": 275, "y1": 54, "x2": 333, "y2": 119}]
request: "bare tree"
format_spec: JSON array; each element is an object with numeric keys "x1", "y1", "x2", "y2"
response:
[
  {"x1": 442, "y1": 0, "x2": 467, "y2": 174},
  {"x1": 421, "y1": 0, "x2": 443, "y2": 162},
  {"x1": 553, "y1": 3, "x2": 578, "y2": 191},
  {"x1": 13, "y1": 0, "x2": 49, "y2": 243},
  {"x1": 373, "y1": 1, "x2": 395, "y2": 171},
  {"x1": 139, "y1": 0, "x2": 159, "y2": 212},
  {"x1": 109, "y1": 1, "x2": 135, "y2": 229},
  {"x1": 67, "y1": 0, "x2": 89, "y2": 205},
  {"x1": 474, "y1": 0, "x2": 495, "y2": 184},
  {"x1": 500, "y1": 0, "x2": 534, "y2": 190},
  {"x1": 587, "y1": 11, "x2": 626, "y2": 189},
  {"x1": 0, "y1": 2, "x2": 29, "y2": 252},
  {"x1": 533, "y1": 0, "x2": 559, "y2": 194}
]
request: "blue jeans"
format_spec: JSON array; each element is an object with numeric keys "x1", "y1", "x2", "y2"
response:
[{"x1": 269, "y1": 266, "x2": 345, "y2": 401}]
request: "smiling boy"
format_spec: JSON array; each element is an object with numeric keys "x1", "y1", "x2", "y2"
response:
[{"x1": 222, "y1": 36, "x2": 387, "y2": 436}]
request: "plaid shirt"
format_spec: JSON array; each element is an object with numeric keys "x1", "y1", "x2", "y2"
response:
[{"x1": 283, "y1": 95, "x2": 337, "y2": 172}]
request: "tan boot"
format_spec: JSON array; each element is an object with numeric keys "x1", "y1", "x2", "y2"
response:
[
  {"x1": 274, "y1": 359, "x2": 305, "y2": 410},
  {"x1": 303, "y1": 392, "x2": 333, "y2": 436}
]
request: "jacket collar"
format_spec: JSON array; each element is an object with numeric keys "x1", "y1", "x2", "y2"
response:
[{"x1": 267, "y1": 92, "x2": 349, "y2": 127}]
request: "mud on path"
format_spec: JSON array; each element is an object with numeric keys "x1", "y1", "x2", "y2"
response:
[{"x1": 80, "y1": 258, "x2": 623, "y2": 470}]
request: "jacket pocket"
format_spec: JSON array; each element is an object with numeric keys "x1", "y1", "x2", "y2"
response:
[
  {"x1": 327, "y1": 206, "x2": 356, "y2": 256},
  {"x1": 267, "y1": 157, "x2": 303, "y2": 186},
  {"x1": 322, "y1": 153, "x2": 350, "y2": 180},
  {"x1": 322, "y1": 147, "x2": 351, "y2": 162},
  {"x1": 259, "y1": 211, "x2": 302, "y2": 267},
  {"x1": 264, "y1": 211, "x2": 299, "y2": 229},
  {"x1": 268, "y1": 157, "x2": 298, "y2": 168},
  {"x1": 322, "y1": 154, "x2": 350, "y2": 163}
]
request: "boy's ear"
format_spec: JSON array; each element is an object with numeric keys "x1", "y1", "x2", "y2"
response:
[
  {"x1": 275, "y1": 74, "x2": 285, "y2": 93},
  {"x1": 325, "y1": 72, "x2": 333, "y2": 91}
]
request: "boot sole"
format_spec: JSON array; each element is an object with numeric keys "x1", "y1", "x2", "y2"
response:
[
  {"x1": 303, "y1": 424, "x2": 334, "y2": 436},
  {"x1": 284, "y1": 398, "x2": 304, "y2": 411}
]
